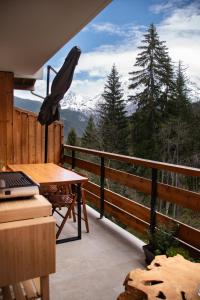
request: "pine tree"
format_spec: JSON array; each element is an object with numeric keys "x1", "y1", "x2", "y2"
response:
[
  {"x1": 129, "y1": 24, "x2": 174, "y2": 159},
  {"x1": 67, "y1": 128, "x2": 77, "y2": 146},
  {"x1": 98, "y1": 65, "x2": 129, "y2": 155},
  {"x1": 167, "y1": 61, "x2": 191, "y2": 119},
  {"x1": 159, "y1": 55, "x2": 175, "y2": 116},
  {"x1": 159, "y1": 61, "x2": 193, "y2": 167},
  {"x1": 81, "y1": 116, "x2": 99, "y2": 149}
]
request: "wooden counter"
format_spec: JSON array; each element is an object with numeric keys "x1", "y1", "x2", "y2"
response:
[
  {"x1": 0, "y1": 194, "x2": 52, "y2": 223},
  {"x1": 0, "y1": 195, "x2": 56, "y2": 299}
]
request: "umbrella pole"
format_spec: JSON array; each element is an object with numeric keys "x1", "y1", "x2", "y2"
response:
[{"x1": 44, "y1": 65, "x2": 51, "y2": 163}]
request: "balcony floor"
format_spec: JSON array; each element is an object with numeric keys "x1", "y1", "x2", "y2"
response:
[{"x1": 50, "y1": 206, "x2": 145, "y2": 300}]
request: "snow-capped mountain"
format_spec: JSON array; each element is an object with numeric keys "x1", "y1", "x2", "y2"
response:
[
  {"x1": 60, "y1": 91, "x2": 102, "y2": 114},
  {"x1": 60, "y1": 80, "x2": 136, "y2": 115}
]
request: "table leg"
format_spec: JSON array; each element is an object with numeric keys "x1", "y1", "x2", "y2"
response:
[{"x1": 77, "y1": 183, "x2": 82, "y2": 240}]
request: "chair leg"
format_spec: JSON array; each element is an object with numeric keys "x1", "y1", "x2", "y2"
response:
[
  {"x1": 56, "y1": 201, "x2": 75, "y2": 239},
  {"x1": 72, "y1": 206, "x2": 76, "y2": 222}
]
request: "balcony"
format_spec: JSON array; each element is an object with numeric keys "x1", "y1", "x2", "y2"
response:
[
  {"x1": 0, "y1": 107, "x2": 200, "y2": 299},
  {"x1": 50, "y1": 206, "x2": 144, "y2": 300},
  {"x1": 48, "y1": 143, "x2": 200, "y2": 299}
]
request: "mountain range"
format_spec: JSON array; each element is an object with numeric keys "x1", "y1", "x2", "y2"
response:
[
  {"x1": 14, "y1": 87, "x2": 135, "y2": 138},
  {"x1": 14, "y1": 96, "x2": 89, "y2": 138}
]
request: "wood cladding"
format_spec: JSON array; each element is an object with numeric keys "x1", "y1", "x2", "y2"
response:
[
  {"x1": 13, "y1": 108, "x2": 64, "y2": 164},
  {"x1": 0, "y1": 195, "x2": 52, "y2": 223},
  {"x1": 0, "y1": 70, "x2": 63, "y2": 167},
  {"x1": 0, "y1": 104, "x2": 64, "y2": 166},
  {"x1": 0, "y1": 216, "x2": 55, "y2": 287},
  {"x1": 0, "y1": 72, "x2": 14, "y2": 165}
]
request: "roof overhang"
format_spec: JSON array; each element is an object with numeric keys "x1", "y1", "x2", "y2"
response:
[{"x1": 0, "y1": 0, "x2": 111, "y2": 81}]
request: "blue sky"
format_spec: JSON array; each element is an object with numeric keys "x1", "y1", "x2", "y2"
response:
[{"x1": 15, "y1": 0, "x2": 200, "y2": 103}]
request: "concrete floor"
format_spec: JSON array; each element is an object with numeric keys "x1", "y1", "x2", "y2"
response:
[{"x1": 50, "y1": 206, "x2": 145, "y2": 300}]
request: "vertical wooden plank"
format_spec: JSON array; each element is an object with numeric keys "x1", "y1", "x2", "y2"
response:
[
  {"x1": 28, "y1": 115, "x2": 36, "y2": 163},
  {"x1": 13, "y1": 109, "x2": 22, "y2": 163},
  {"x1": 54, "y1": 123, "x2": 61, "y2": 164},
  {"x1": 47, "y1": 124, "x2": 54, "y2": 163},
  {"x1": 6, "y1": 75, "x2": 14, "y2": 165},
  {"x1": 0, "y1": 75, "x2": 7, "y2": 167},
  {"x1": 60, "y1": 123, "x2": 64, "y2": 164},
  {"x1": 41, "y1": 124, "x2": 45, "y2": 163},
  {"x1": 21, "y1": 112, "x2": 29, "y2": 163},
  {"x1": 35, "y1": 121, "x2": 43, "y2": 163},
  {"x1": 61, "y1": 123, "x2": 64, "y2": 146},
  {"x1": 0, "y1": 72, "x2": 14, "y2": 166}
]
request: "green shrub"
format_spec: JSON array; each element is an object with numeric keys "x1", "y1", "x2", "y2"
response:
[
  {"x1": 148, "y1": 224, "x2": 179, "y2": 254},
  {"x1": 166, "y1": 246, "x2": 190, "y2": 259}
]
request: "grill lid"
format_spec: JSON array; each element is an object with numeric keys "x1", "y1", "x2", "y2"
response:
[{"x1": 0, "y1": 172, "x2": 39, "y2": 189}]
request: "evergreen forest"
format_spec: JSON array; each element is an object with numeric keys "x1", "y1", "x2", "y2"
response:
[{"x1": 67, "y1": 24, "x2": 200, "y2": 230}]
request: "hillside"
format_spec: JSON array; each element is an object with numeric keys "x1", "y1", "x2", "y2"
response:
[{"x1": 14, "y1": 96, "x2": 89, "y2": 138}]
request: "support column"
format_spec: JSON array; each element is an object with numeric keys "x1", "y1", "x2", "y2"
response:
[{"x1": 0, "y1": 72, "x2": 14, "y2": 167}]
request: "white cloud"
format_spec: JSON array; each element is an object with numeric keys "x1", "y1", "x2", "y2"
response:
[
  {"x1": 76, "y1": 48, "x2": 137, "y2": 80},
  {"x1": 157, "y1": 2, "x2": 200, "y2": 85},
  {"x1": 150, "y1": 0, "x2": 189, "y2": 14},
  {"x1": 150, "y1": 1, "x2": 174, "y2": 14},
  {"x1": 15, "y1": 1, "x2": 200, "y2": 104},
  {"x1": 90, "y1": 23, "x2": 126, "y2": 36}
]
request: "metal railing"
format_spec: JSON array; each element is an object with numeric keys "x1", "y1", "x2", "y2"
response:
[{"x1": 63, "y1": 144, "x2": 200, "y2": 256}]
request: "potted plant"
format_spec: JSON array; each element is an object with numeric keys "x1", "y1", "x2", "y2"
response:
[{"x1": 143, "y1": 224, "x2": 180, "y2": 265}]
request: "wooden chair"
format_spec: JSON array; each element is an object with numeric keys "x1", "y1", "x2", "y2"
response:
[{"x1": 40, "y1": 184, "x2": 89, "y2": 239}]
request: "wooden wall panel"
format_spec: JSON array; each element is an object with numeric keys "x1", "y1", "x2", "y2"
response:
[
  {"x1": 28, "y1": 115, "x2": 36, "y2": 163},
  {"x1": 21, "y1": 112, "x2": 29, "y2": 164},
  {"x1": 0, "y1": 72, "x2": 14, "y2": 166},
  {"x1": 35, "y1": 121, "x2": 43, "y2": 163},
  {"x1": 47, "y1": 124, "x2": 54, "y2": 163},
  {"x1": 54, "y1": 123, "x2": 62, "y2": 163},
  {"x1": 13, "y1": 109, "x2": 22, "y2": 164},
  {"x1": 0, "y1": 106, "x2": 64, "y2": 166}
]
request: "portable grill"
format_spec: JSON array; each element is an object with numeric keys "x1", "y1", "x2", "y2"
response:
[{"x1": 0, "y1": 172, "x2": 39, "y2": 199}]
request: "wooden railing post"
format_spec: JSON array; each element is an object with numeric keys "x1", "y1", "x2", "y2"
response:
[
  {"x1": 100, "y1": 157, "x2": 105, "y2": 219},
  {"x1": 150, "y1": 168, "x2": 158, "y2": 234}
]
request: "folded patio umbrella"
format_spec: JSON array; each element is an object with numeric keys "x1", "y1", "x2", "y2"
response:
[{"x1": 38, "y1": 46, "x2": 81, "y2": 125}]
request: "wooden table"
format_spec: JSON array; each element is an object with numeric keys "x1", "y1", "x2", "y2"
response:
[
  {"x1": 0, "y1": 195, "x2": 55, "y2": 299},
  {"x1": 8, "y1": 163, "x2": 88, "y2": 243}
]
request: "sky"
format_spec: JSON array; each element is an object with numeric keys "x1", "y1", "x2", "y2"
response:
[{"x1": 15, "y1": 0, "x2": 200, "y2": 102}]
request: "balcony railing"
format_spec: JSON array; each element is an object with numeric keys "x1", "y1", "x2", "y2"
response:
[{"x1": 63, "y1": 144, "x2": 200, "y2": 257}]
